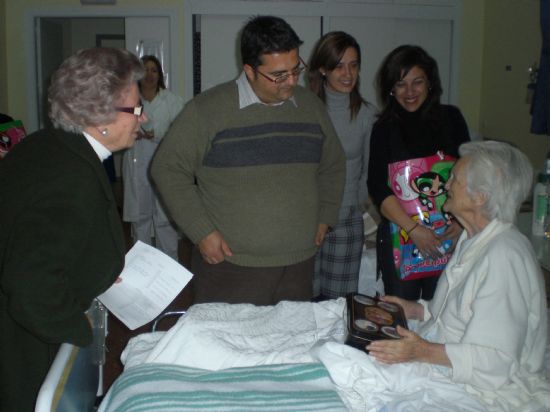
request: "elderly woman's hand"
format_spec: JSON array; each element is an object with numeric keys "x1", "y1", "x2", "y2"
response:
[
  {"x1": 380, "y1": 295, "x2": 424, "y2": 320},
  {"x1": 366, "y1": 326, "x2": 427, "y2": 363},
  {"x1": 408, "y1": 225, "x2": 444, "y2": 260},
  {"x1": 366, "y1": 326, "x2": 451, "y2": 367}
]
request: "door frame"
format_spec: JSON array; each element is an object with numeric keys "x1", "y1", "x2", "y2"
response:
[{"x1": 24, "y1": 6, "x2": 182, "y2": 133}]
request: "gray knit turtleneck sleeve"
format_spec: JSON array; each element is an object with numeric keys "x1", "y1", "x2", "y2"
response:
[{"x1": 324, "y1": 87, "x2": 377, "y2": 209}]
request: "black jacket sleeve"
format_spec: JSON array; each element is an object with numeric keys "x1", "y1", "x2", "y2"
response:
[{"x1": 367, "y1": 120, "x2": 394, "y2": 208}]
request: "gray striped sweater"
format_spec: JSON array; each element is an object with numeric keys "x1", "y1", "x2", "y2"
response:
[{"x1": 151, "y1": 81, "x2": 346, "y2": 267}]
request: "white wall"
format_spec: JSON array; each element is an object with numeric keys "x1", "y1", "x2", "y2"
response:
[
  {"x1": 190, "y1": 0, "x2": 461, "y2": 108},
  {"x1": 70, "y1": 17, "x2": 124, "y2": 52}
]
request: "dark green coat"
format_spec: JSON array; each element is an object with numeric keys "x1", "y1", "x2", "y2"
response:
[{"x1": 0, "y1": 128, "x2": 125, "y2": 411}]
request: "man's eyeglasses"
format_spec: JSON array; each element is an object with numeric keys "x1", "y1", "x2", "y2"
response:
[
  {"x1": 255, "y1": 57, "x2": 308, "y2": 84},
  {"x1": 115, "y1": 105, "x2": 144, "y2": 117}
]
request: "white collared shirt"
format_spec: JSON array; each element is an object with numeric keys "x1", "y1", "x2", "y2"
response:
[
  {"x1": 82, "y1": 131, "x2": 112, "y2": 161},
  {"x1": 235, "y1": 71, "x2": 297, "y2": 109}
]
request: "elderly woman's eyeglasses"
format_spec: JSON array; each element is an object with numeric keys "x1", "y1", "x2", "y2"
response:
[
  {"x1": 116, "y1": 105, "x2": 144, "y2": 117},
  {"x1": 255, "y1": 57, "x2": 307, "y2": 84}
]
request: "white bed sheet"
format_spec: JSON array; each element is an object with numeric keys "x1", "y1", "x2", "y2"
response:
[
  {"x1": 122, "y1": 299, "x2": 347, "y2": 369},
  {"x1": 120, "y1": 300, "x2": 550, "y2": 412}
]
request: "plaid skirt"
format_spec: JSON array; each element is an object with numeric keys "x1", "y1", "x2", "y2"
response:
[{"x1": 314, "y1": 206, "x2": 364, "y2": 298}]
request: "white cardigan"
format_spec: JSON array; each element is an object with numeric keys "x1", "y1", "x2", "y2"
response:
[{"x1": 418, "y1": 219, "x2": 549, "y2": 410}]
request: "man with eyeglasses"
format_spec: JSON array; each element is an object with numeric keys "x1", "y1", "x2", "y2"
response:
[{"x1": 151, "y1": 15, "x2": 345, "y2": 305}]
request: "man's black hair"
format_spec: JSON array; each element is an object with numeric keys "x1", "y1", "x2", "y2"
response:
[{"x1": 240, "y1": 15, "x2": 303, "y2": 68}]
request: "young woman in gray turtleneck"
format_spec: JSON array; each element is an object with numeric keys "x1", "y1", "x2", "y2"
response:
[{"x1": 308, "y1": 31, "x2": 377, "y2": 299}]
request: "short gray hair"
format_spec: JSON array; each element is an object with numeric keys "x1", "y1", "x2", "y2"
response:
[
  {"x1": 48, "y1": 47, "x2": 144, "y2": 133},
  {"x1": 459, "y1": 140, "x2": 533, "y2": 223}
]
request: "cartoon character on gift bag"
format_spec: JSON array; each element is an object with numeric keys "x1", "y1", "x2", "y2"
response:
[
  {"x1": 395, "y1": 160, "x2": 455, "y2": 261},
  {"x1": 407, "y1": 160, "x2": 455, "y2": 259},
  {"x1": 389, "y1": 154, "x2": 457, "y2": 278},
  {"x1": 410, "y1": 160, "x2": 454, "y2": 211},
  {"x1": 0, "y1": 120, "x2": 26, "y2": 159},
  {"x1": 0, "y1": 132, "x2": 12, "y2": 158},
  {"x1": 391, "y1": 167, "x2": 420, "y2": 203}
]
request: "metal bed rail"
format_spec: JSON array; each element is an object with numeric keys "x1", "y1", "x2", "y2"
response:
[{"x1": 151, "y1": 310, "x2": 187, "y2": 332}]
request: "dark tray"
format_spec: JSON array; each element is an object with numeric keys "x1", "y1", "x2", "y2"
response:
[{"x1": 345, "y1": 293, "x2": 408, "y2": 353}]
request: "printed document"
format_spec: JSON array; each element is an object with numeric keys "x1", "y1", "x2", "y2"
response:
[{"x1": 98, "y1": 241, "x2": 193, "y2": 330}]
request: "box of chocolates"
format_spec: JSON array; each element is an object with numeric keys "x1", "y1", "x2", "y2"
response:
[{"x1": 345, "y1": 293, "x2": 408, "y2": 353}]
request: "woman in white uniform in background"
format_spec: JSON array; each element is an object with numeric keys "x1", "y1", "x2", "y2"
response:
[{"x1": 122, "y1": 55, "x2": 184, "y2": 260}]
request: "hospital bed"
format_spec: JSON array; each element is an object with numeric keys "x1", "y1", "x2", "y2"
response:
[{"x1": 37, "y1": 299, "x2": 550, "y2": 412}]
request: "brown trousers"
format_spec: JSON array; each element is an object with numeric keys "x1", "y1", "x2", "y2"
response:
[{"x1": 191, "y1": 247, "x2": 314, "y2": 306}]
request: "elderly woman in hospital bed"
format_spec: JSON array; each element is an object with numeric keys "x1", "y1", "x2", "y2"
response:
[{"x1": 363, "y1": 140, "x2": 549, "y2": 411}]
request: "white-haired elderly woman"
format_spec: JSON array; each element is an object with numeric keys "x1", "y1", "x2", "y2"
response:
[
  {"x1": 364, "y1": 141, "x2": 549, "y2": 411},
  {"x1": 0, "y1": 47, "x2": 146, "y2": 411}
]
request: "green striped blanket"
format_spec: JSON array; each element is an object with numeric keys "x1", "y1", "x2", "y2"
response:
[{"x1": 98, "y1": 362, "x2": 347, "y2": 411}]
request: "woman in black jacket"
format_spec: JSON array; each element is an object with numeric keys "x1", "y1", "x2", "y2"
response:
[
  {"x1": 367, "y1": 45, "x2": 470, "y2": 300},
  {"x1": 0, "y1": 47, "x2": 147, "y2": 411}
]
